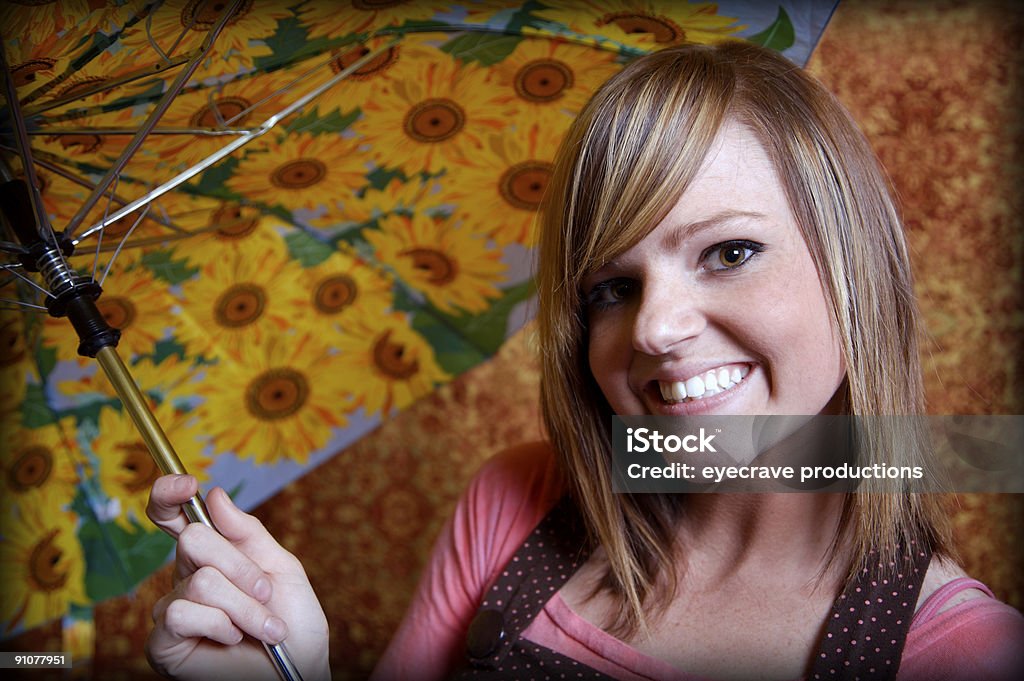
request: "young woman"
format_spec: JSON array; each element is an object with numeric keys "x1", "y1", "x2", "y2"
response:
[{"x1": 145, "y1": 42, "x2": 1024, "y2": 680}]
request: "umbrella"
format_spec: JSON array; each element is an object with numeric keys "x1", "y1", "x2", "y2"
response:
[{"x1": 0, "y1": 0, "x2": 837, "y2": 664}]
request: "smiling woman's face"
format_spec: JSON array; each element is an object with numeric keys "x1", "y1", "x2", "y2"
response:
[{"x1": 583, "y1": 121, "x2": 847, "y2": 417}]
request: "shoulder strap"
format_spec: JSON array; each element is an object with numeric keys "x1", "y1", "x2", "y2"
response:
[
  {"x1": 464, "y1": 496, "x2": 591, "y2": 669},
  {"x1": 809, "y1": 540, "x2": 933, "y2": 680}
]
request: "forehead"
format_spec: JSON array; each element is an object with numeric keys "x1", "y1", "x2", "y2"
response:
[{"x1": 664, "y1": 121, "x2": 791, "y2": 230}]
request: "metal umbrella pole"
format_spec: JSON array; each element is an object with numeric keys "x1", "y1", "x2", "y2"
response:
[{"x1": 0, "y1": 17, "x2": 305, "y2": 681}]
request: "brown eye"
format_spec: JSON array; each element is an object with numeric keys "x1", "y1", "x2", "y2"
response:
[
  {"x1": 707, "y1": 240, "x2": 763, "y2": 271},
  {"x1": 586, "y1": 278, "x2": 637, "y2": 309},
  {"x1": 719, "y1": 246, "x2": 746, "y2": 268}
]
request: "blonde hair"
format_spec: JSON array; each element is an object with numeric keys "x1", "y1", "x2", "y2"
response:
[{"x1": 536, "y1": 41, "x2": 952, "y2": 636}]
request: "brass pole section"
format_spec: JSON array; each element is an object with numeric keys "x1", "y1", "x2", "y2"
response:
[
  {"x1": 94, "y1": 345, "x2": 305, "y2": 681},
  {"x1": 94, "y1": 345, "x2": 214, "y2": 528}
]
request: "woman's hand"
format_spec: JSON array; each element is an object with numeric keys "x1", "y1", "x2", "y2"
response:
[{"x1": 145, "y1": 474, "x2": 330, "y2": 681}]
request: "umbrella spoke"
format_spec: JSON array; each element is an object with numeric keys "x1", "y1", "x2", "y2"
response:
[
  {"x1": 99, "y1": 201, "x2": 151, "y2": 288},
  {"x1": 0, "y1": 147, "x2": 191, "y2": 239},
  {"x1": 22, "y1": 50, "x2": 200, "y2": 119},
  {"x1": 73, "y1": 37, "x2": 400, "y2": 245},
  {"x1": 0, "y1": 298, "x2": 48, "y2": 311},
  {"x1": 0, "y1": 39, "x2": 64, "y2": 257},
  {"x1": 1, "y1": 264, "x2": 54, "y2": 299},
  {"x1": 91, "y1": 175, "x2": 120, "y2": 282},
  {"x1": 63, "y1": 0, "x2": 246, "y2": 240}
]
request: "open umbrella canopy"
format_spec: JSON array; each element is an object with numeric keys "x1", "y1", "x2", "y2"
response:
[{"x1": 0, "y1": 0, "x2": 837, "y2": 639}]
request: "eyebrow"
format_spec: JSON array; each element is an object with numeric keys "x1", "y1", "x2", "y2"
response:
[{"x1": 660, "y1": 209, "x2": 768, "y2": 252}]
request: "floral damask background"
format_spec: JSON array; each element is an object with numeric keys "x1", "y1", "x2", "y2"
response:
[{"x1": 4, "y1": 0, "x2": 1022, "y2": 679}]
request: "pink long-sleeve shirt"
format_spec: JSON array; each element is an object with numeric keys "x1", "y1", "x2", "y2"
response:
[{"x1": 372, "y1": 442, "x2": 1024, "y2": 680}]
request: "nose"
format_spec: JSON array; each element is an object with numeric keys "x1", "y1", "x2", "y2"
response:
[{"x1": 631, "y1": 284, "x2": 707, "y2": 356}]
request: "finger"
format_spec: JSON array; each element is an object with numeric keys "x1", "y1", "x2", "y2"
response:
[
  {"x1": 205, "y1": 487, "x2": 300, "y2": 572},
  {"x1": 176, "y1": 565, "x2": 289, "y2": 644},
  {"x1": 173, "y1": 522, "x2": 275, "y2": 604},
  {"x1": 146, "y1": 474, "x2": 198, "y2": 538},
  {"x1": 155, "y1": 596, "x2": 245, "y2": 646}
]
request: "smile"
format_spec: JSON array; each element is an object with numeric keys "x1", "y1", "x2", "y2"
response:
[{"x1": 658, "y1": 364, "x2": 750, "y2": 403}]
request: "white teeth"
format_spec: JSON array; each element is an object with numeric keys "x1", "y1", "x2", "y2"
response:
[
  {"x1": 657, "y1": 365, "x2": 750, "y2": 404},
  {"x1": 704, "y1": 371, "x2": 718, "y2": 391},
  {"x1": 671, "y1": 381, "x2": 686, "y2": 401}
]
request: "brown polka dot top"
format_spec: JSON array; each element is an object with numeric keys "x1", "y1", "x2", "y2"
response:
[{"x1": 453, "y1": 497, "x2": 931, "y2": 680}]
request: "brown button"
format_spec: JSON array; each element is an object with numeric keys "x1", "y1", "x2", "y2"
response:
[{"x1": 467, "y1": 608, "x2": 505, "y2": 659}]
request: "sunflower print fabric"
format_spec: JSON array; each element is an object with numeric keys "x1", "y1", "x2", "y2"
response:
[{"x1": 0, "y1": 0, "x2": 832, "y2": 637}]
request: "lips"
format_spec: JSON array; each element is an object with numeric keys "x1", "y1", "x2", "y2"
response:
[{"x1": 655, "y1": 363, "x2": 751, "y2": 404}]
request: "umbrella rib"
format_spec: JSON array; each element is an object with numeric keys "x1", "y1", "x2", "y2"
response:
[
  {"x1": 0, "y1": 298, "x2": 49, "y2": 311},
  {"x1": 26, "y1": 126, "x2": 257, "y2": 136},
  {"x1": 91, "y1": 175, "x2": 119, "y2": 282},
  {"x1": 221, "y1": 50, "x2": 345, "y2": 127},
  {"x1": 0, "y1": 241, "x2": 29, "y2": 256},
  {"x1": 0, "y1": 37, "x2": 65, "y2": 271},
  {"x1": 73, "y1": 36, "x2": 402, "y2": 245},
  {"x1": 160, "y1": 0, "x2": 204, "y2": 61},
  {"x1": 21, "y1": 51, "x2": 199, "y2": 119},
  {"x1": 0, "y1": 145, "x2": 192, "y2": 238},
  {"x1": 99, "y1": 202, "x2": 151, "y2": 288},
  {"x1": 2, "y1": 264, "x2": 55, "y2": 299},
  {"x1": 63, "y1": 0, "x2": 246, "y2": 240}
]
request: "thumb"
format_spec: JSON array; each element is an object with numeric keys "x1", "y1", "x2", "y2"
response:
[{"x1": 204, "y1": 487, "x2": 283, "y2": 562}]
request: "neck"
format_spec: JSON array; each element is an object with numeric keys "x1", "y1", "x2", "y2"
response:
[{"x1": 674, "y1": 493, "x2": 850, "y2": 589}]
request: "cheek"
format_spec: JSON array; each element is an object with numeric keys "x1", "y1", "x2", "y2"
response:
[
  {"x1": 586, "y1": 318, "x2": 633, "y2": 401},
  {"x1": 768, "y1": 277, "x2": 846, "y2": 398}
]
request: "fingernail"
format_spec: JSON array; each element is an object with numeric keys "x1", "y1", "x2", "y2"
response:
[
  {"x1": 263, "y1": 616, "x2": 287, "y2": 643},
  {"x1": 253, "y1": 577, "x2": 271, "y2": 602},
  {"x1": 171, "y1": 475, "x2": 190, "y2": 494}
]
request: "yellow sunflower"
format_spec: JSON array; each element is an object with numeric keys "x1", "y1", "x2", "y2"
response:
[
  {"x1": 298, "y1": 0, "x2": 454, "y2": 37},
  {"x1": 363, "y1": 213, "x2": 506, "y2": 315},
  {"x1": 2, "y1": 32, "x2": 72, "y2": 102},
  {"x1": 361, "y1": 176, "x2": 450, "y2": 217},
  {"x1": 99, "y1": 262, "x2": 176, "y2": 360},
  {"x1": 145, "y1": 66, "x2": 306, "y2": 169},
  {"x1": 0, "y1": 312, "x2": 30, "y2": 417},
  {"x1": 287, "y1": 248, "x2": 394, "y2": 333},
  {"x1": 57, "y1": 354, "x2": 199, "y2": 409},
  {"x1": 92, "y1": 403, "x2": 209, "y2": 532},
  {"x1": 32, "y1": 112, "x2": 134, "y2": 170},
  {"x1": 175, "y1": 242, "x2": 303, "y2": 361},
  {"x1": 193, "y1": 333, "x2": 355, "y2": 464},
  {"x1": 438, "y1": 122, "x2": 566, "y2": 247},
  {"x1": 0, "y1": 504, "x2": 88, "y2": 631},
  {"x1": 226, "y1": 133, "x2": 369, "y2": 212},
  {"x1": 1, "y1": 417, "x2": 82, "y2": 513},
  {"x1": 163, "y1": 198, "x2": 289, "y2": 267},
  {"x1": 295, "y1": 1, "x2": 372, "y2": 39},
  {"x1": 34, "y1": 45, "x2": 153, "y2": 113},
  {"x1": 355, "y1": 51, "x2": 513, "y2": 174},
  {"x1": 2, "y1": 0, "x2": 143, "y2": 38},
  {"x1": 303, "y1": 167, "x2": 452, "y2": 234},
  {"x1": 494, "y1": 37, "x2": 621, "y2": 124},
  {"x1": 11, "y1": 166, "x2": 83, "y2": 229},
  {"x1": 38, "y1": 252, "x2": 175, "y2": 363},
  {"x1": 314, "y1": 34, "x2": 440, "y2": 111},
  {"x1": 117, "y1": 0, "x2": 293, "y2": 69},
  {"x1": 335, "y1": 310, "x2": 449, "y2": 416},
  {"x1": 532, "y1": 0, "x2": 744, "y2": 50}
]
